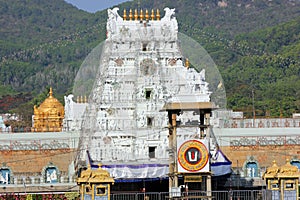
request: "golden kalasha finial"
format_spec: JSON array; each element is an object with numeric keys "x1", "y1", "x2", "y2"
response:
[
  {"x1": 185, "y1": 58, "x2": 190, "y2": 68},
  {"x1": 76, "y1": 96, "x2": 79, "y2": 103},
  {"x1": 151, "y1": 9, "x2": 155, "y2": 20},
  {"x1": 140, "y1": 9, "x2": 144, "y2": 20},
  {"x1": 129, "y1": 9, "x2": 133, "y2": 20},
  {"x1": 156, "y1": 9, "x2": 160, "y2": 20},
  {"x1": 80, "y1": 96, "x2": 83, "y2": 103},
  {"x1": 49, "y1": 87, "x2": 53, "y2": 97},
  {"x1": 84, "y1": 96, "x2": 87, "y2": 103},
  {"x1": 123, "y1": 9, "x2": 127, "y2": 20},
  {"x1": 145, "y1": 9, "x2": 149, "y2": 20},
  {"x1": 134, "y1": 9, "x2": 138, "y2": 20}
]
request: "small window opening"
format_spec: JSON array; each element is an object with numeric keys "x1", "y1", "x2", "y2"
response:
[
  {"x1": 0, "y1": 169, "x2": 10, "y2": 184},
  {"x1": 142, "y1": 43, "x2": 148, "y2": 51},
  {"x1": 97, "y1": 187, "x2": 106, "y2": 195},
  {"x1": 45, "y1": 167, "x2": 58, "y2": 183},
  {"x1": 85, "y1": 185, "x2": 91, "y2": 193},
  {"x1": 147, "y1": 117, "x2": 153, "y2": 127},
  {"x1": 145, "y1": 90, "x2": 152, "y2": 99},
  {"x1": 271, "y1": 184, "x2": 278, "y2": 189},
  {"x1": 149, "y1": 146, "x2": 156, "y2": 158},
  {"x1": 285, "y1": 183, "x2": 294, "y2": 189},
  {"x1": 245, "y1": 162, "x2": 258, "y2": 177}
]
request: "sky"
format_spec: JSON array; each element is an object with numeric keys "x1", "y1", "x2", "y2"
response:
[{"x1": 64, "y1": 0, "x2": 130, "y2": 13}]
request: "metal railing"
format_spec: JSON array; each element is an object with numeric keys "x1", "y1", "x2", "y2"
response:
[{"x1": 110, "y1": 190, "x2": 266, "y2": 200}]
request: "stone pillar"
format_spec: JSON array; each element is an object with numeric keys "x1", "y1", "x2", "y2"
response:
[
  {"x1": 30, "y1": 177, "x2": 35, "y2": 184},
  {"x1": 172, "y1": 113, "x2": 178, "y2": 188},
  {"x1": 206, "y1": 174, "x2": 212, "y2": 199},
  {"x1": 13, "y1": 177, "x2": 18, "y2": 185}
]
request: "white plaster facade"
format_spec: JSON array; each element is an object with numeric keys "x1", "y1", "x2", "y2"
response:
[{"x1": 64, "y1": 7, "x2": 225, "y2": 178}]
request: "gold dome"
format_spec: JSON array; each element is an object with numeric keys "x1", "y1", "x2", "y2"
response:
[
  {"x1": 32, "y1": 87, "x2": 64, "y2": 132},
  {"x1": 38, "y1": 87, "x2": 64, "y2": 115}
]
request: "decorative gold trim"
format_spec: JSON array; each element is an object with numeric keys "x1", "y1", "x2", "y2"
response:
[
  {"x1": 134, "y1": 9, "x2": 138, "y2": 20},
  {"x1": 156, "y1": 9, "x2": 160, "y2": 20},
  {"x1": 129, "y1": 9, "x2": 133, "y2": 20},
  {"x1": 140, "y1": 9, "x2": 144, "y2": 20},
  {"x1": 145, "y1": 9, "x2": 149, "y2": 20},
  {"x1": 151, "y1": 9, "x2": 155, "y2": 20},
  {"x1": 123, "y1": 9, "x2": 127, "y2": 20}
]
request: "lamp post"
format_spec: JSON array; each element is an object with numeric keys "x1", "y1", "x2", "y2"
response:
[{"x1": 252, "y1": 89, "x2": 255, "y2": 127}]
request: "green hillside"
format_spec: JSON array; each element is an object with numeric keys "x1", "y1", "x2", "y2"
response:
[{"x1": 0, "y1": 0, "x2": 299, "y2": 120}]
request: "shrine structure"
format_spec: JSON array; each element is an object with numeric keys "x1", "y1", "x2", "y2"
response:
[
  {"x1": 32, "y1": 87, "x2": 64, "y2": 132},
  {"x1": 71, "y1": 7, "x2": 230, "y2": 192}
]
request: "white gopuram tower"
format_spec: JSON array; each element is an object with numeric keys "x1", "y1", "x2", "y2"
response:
[{"x1": 74, "y1": 7, "x2": 230, "y2": 182}]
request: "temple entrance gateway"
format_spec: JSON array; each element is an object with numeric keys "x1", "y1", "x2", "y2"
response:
[{"x1": 161, "y1": 102, "x2": 217, "y2": 199}]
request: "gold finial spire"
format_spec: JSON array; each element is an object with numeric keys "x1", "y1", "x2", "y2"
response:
[
  {"x1": 145, "y1": 9, "x2": 149, "y2": 20},
  {"x1": 49, "y1": 87, "x2": 53, "y2": 97},
  {"x1": 185, "y1": 58, "x2": 190, "y2": 68},
  {"x1": 140, "y1": 9, "x2": 144, "y2": 20},
  {"x1": 80, "y1": 96, "x2": 83, "y2": 103},
  {"x1": 156, "y1": 9, "x2": 160, "y2": 20},
  {"x1": 151, "y1": 9, "x2": 155, "y2": 20},
  {"x1": 129, "y1": 9, "x2": 133, "y2": 20},
  {"x1": 134, "y1": 9, "x2": 138, "y2": 20},
  {"x1": 123, "y1": 9, "x2": 127, "y2": 20}
]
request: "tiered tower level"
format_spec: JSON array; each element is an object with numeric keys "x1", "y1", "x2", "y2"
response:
[{"x1": 76, "y1": 8, "x2": 213, "y2": 166}]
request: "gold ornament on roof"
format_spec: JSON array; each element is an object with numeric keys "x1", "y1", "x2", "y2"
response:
[
  {"x1": 263, "y1": 160, "x2": 279, "y2": 179},
  {"x1": 145, "y1": 9, "x2": 149, "y2": 20},
  {"x1": 77, "y1": 164, "x2": 114, "y2": 184},
  {"x1": 277, "y1": 159, "x2": 300, "y2": 177},
  {"x1": 139, "y1": 9, "x2": 144, "y2": 20},
  {"x1": 156, "y1": 9, "x2": 160, "y2": 20},
  {"x1": 185, "y1": 58, "x2": 190, "y2": 68},
  {"x1": 126, "y1": 8, "x2": 161, "y2": 21},
  {"x1": 32, "y1": 87, "x2": 64, "y2": 132},
  {"x1": 151, "y1": 9, "x2": 155, "y2": 20},
  {"x1": 129, "y1": 9, "x2": 133, "y2": 20},
  {"x1": 134, "y1": 9, "x2": 138, "y2": 20},
  {"x1": 123, "y1": 9, "x2": 127, "y2": 20}
]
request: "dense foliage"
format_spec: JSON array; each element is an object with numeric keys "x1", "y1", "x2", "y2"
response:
[{"x1": 0, "y1": 0, "x2": 299, "y2": 119}]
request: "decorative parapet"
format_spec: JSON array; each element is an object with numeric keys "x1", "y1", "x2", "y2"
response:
[
  {"x1": 217, "y1": 118, "x2": 300, "y2": 128},
  {"x1": 0, "y1": 132, "x2": 80, "y2": 151},
  {"x1": 106, "y1": 7, "x2": 178, "y2": 42},
  {"x1": 229, "y1": 135, "x2": 300, "y2": 150}
]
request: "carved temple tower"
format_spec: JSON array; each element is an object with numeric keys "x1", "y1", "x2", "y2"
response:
[{"x1": 73, "y1": 7, "x2": 230, "y2": 190}]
